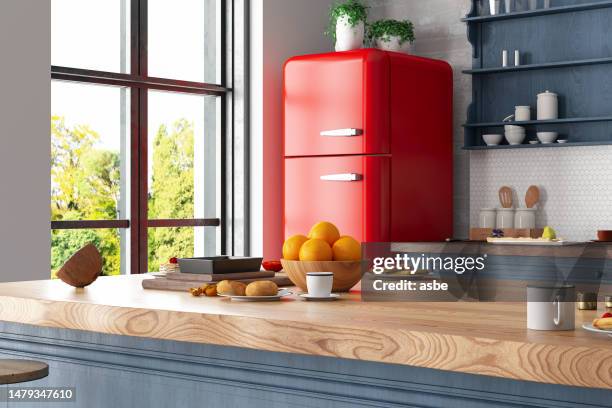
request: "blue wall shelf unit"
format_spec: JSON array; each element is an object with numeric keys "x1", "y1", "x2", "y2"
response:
[{"x1": 463, "y1": 0, "x2": 612, "y2": 150}]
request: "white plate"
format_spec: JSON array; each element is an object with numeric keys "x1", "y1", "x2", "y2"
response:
[
  {"x1": 582, "y1": 323, "x2": 612, "y2": 337},
  {"x1": 299, "y1": 293, "x2": 340, "y2": 301},
  {"x1": 218, "y1": 289, "x2": 292, "y2": 302}
]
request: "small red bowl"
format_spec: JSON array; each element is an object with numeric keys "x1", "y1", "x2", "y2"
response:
[
  {"x1": 262, "y1": 260, "x2": 283, "y2": 272},
  {"x1": 597, "y1": 230, "x2": 612, "y2": 242}
]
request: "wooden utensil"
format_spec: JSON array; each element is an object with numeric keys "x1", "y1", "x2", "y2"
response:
[
  {"x1": 498, "y1": 186, "x2": 513, "y2": 208},
  {"x1": 525, "y1": 185, "x2": 540, "y2": 208},
  {"x1": 56, "y1": 243, "x2": 102, "y2": 288}
]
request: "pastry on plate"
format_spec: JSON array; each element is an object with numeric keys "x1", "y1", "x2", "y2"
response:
[
  {"x1": 593, "y1": 312, "x2": 612, "y2": 330},
  {"x1": 245, "y1": 280, "x2": 278, "y2": 297},
  {"x1": 217, "y1": 280, "x2": 247, "y2": 296}
]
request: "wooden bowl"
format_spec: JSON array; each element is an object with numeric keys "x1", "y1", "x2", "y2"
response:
[
  {"x1": 56, "y1": 244, "x2": 102, "y2": 288},
  {"x1": 597, "y1": 230, "x2": 612, "y2": 242},
  {"x1": 280, "y1": 259, "x2": 364, "y2": 292}
]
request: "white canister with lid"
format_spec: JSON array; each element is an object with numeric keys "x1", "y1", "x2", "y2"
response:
[
  {"x1": 537, "y1": 91, "x2": 558, "y2": 120},
  {"x1": 479, "y1": 208, "x2": 497, "y2": 228},
  {"x1": 514, "y1": 208, "x2": 536, "y2": 229}
]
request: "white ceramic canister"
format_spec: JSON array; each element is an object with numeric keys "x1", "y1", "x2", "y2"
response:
[
  {"x1": 515, "y1": 106, "x2": 531, "y2": 121},
  {"x1": 479, "y1": 208, "x2": 497, "y2": 228},
  {"x1": 537, "y1": 90, "x2": 558, "y2": 120},
  {"x1": 496, "y1": 208, "x2": 515, "y2": 229},
  {"x1": 514, "y1": 208, "x2": 536, "y2": 229}
]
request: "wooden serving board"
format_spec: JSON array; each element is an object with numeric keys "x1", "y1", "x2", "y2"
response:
[
  {"x1": 164, "y1": 270, "x2": 275, "y2": 282},
  {"x1": 469, "y1": 228, "x2": 543, "y2": 241},
  {"x1": 142, "y1": 274, "x2": 292, "y2": 292}
]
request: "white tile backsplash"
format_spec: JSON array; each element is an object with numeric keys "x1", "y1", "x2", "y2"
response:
[{"x1": 470, "y1": 147, "x2": 612, "y2": 241}]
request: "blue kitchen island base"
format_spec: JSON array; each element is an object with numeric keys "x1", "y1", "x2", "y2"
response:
[{"x1": 0, "y1": 322, "x2": 609, "y2": 408}]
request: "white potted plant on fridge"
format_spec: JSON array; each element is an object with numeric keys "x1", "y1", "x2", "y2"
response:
[
  {"x1": 368, "y1": 19, "x2": 415, "y2": 53},
  {"x1": 326, "y1": 0, "x2": 368, "y2": 52}
]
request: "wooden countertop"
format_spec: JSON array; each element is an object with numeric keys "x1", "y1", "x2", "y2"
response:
[{"x1": 0, "y1": 275, "x2": 610, "y2": 389}]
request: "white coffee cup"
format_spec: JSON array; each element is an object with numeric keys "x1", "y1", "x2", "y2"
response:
[
  {"x1": 527, "y1": 285, "x2": 575, "y2": 331},
  {"x1": 306, "y1": 272, "x2": 333, "y2": 297}
]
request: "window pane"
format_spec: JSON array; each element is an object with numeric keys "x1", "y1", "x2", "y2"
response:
[
  {"x1": 148, "y1": 90, "x2": 219, "y2": 223},
  {"x1": 51, "y1": 81, "x2": 130, "y2": 221},
  {"x1": 52, "y1": 0, "x2": 130, "y2": 73},
  {"x1": 51, "y1": 229, "x2": 124, "y2": 277},
  {"x1": 148, "y1": 0, "x2": 221, "y2": 83},
  {"x1": 148, "y1": 227, "x2": 214, "y2": 273}
]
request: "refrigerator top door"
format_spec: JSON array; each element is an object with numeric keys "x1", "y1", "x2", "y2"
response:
[{"x1": 284, "y1": 49, "x2": 390, "y2": 157}]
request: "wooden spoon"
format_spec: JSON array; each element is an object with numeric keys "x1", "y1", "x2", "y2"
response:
[
  {"x1": 498, "y1": 186, "x2": 513, "y2": 208},
  {"x1": 525, "y1": 185, "x2": 540, "y2": 208}
]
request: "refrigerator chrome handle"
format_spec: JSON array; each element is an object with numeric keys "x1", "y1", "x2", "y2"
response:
[
  {"x1": 320, "y1": 128, "x2": 363, "y2": 137},
  {"x1": 320, "y1": 173, "x2": 363, "y2": 182}
]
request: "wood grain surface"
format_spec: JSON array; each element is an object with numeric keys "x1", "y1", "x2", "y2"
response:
[
  {"x1": 0, "y1": 359, "x2": 48, "y2": 384},
  {"x1": 0, "y1": 275, "x2": 610, "y2": 389}
]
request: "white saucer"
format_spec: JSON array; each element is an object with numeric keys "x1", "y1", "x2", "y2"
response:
[
  {"x1": 299, "y1": 293, "x2": 340, "y2": 301},
  {"x1": 582, "y1": 323, "x2": 612, "y2": 338}
]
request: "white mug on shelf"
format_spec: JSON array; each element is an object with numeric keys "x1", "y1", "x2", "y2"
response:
[
  {"x1": 489, "y1": 0, "x2": 501, "y2": 15},
  {"x1": 527, "y1": 285, "x2": 575, "y2": 331}
]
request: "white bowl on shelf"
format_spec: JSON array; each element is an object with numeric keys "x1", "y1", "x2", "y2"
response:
[
  {"x1": 482, "y1": 134, "x2": 503, "y2": 146},
  {"x1": 505, "y1": 132, "x2": 526, "y2": 145},
  {"x1": 537, "y1": 132, "x2": 558, "y2": 144}
]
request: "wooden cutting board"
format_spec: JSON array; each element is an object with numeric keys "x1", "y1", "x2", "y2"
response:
[
  {"x1": 142, "y1": 274, "x2": 293, "y2": 292},
  {"x1": 163, "y1": 270, "x2": 275, "y2": 282}
]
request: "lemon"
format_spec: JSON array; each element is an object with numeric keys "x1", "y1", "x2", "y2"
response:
[
  {"x1": 282, "y1": 235, "x2": 308, "y2": 260},
  {"x1": 332, "y1": 236, "x2": 362, "y2": 261},
  {"x1": 308, "y1": 221, "x2": 340, "y2": 246},
  {"x1": 299, "y1": 238, "x2": 333, "y2": 261}
]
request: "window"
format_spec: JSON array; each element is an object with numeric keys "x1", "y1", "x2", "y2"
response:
[{"x1": 51, "y1": 0, "x2": 247, "y2": 276}]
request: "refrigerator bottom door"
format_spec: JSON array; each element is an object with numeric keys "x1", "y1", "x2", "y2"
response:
[{"x1": 284, "y1": 155, "x2": 389, "y2": 243}]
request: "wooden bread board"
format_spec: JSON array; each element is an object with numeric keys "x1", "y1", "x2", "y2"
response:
[
  {"x1": 142, "y1": 274, "x2": 292, "y2": 292},
  {"x1": 469, "y1": 228, "x2": 543, "y2": 241},
  {"x1": 164, "y1": 270, "x2": 275, "y2": 282}
]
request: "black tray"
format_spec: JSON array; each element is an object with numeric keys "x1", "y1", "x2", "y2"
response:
[{"x1": 177, "y1": 256, "x2": 263, "y2": 274}]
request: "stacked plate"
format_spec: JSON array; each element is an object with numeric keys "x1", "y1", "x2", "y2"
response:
[{"x1": 504, "y1": 125, "x2": 526, "y2": 145}]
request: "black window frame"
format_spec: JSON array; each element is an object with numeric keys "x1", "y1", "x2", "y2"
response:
[{"x1": 51, "y1": 0, "x2": 249, "y2": 274}]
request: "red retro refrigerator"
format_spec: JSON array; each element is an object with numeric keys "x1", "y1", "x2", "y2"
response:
[{"x1": 284, "y1": 49, "x2": 453, "y2": 243}]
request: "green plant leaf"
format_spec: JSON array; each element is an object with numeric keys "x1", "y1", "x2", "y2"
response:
[
  {"x1": 325, "y1": 0, "x2": 368, "y2": 42},
  {"x1": 367, "y1": 19, "x2": 415, "y2": 45}
]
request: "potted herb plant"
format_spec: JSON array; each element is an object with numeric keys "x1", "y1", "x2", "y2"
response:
[
  {"x1": 326, "y1": 0, "x2": 368, "y2": 52},
  {"x1": 368, "y1": 19, "x2": 415, "y2": 53}
]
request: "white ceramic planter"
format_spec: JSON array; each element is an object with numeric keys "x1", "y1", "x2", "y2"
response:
[
  {"x1": 335, "y1": 15, "x2": 365, "y2": 52},
  {"x1": 375, "y1": 35, "x2": 411, "y2": 53}
]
